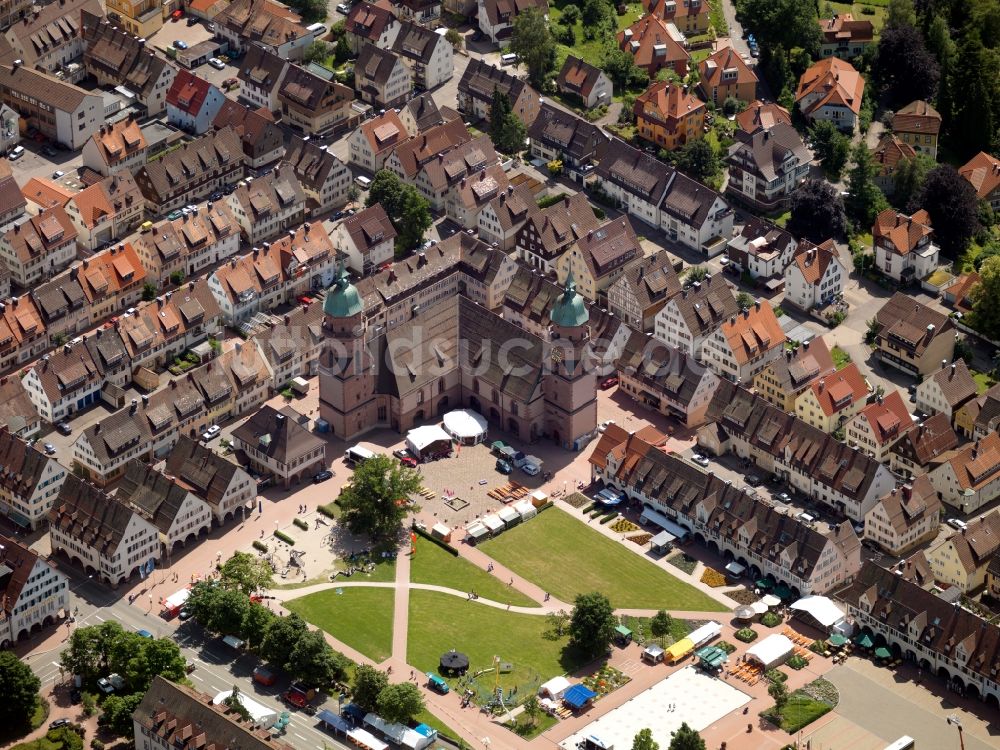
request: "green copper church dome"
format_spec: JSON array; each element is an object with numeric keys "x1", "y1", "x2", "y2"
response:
[
  {"x1": 549, "y1": 272, "x2": 589, "y2": 327},
  {"x1": 323, "y1": 260, "x2": 363, "y2": 318}
]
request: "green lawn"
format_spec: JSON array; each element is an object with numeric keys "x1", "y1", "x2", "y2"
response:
[
  {"x1": 408, "y1": 590, "x2": 583, "y2": 693},
  {"x1": 619, "y1": 614, "x2": 692, "y2": 646},
  {"x1": 825, "y1": 3, "x2": 888, "y2": 39},
  {"x1": 831, "y1": 346, "x2": 852, "y2": 370},
  {"x1": 413, "y1": 707, "x2": 462, "y2": 741},
  {"x1": 507, "y1": 712, "x2": 560, "y2": 739},
  {"x1": 972, "y1": 370, "x2": 996, "y2": 394},
  {"x1": 479, "y1": 510, "x2": 726, "y2": 610},
  {"x1": 550, "y1": 2, "x2": 644, "y2": 72},
  {"x1": 761, "y1": 692, "x2": 834, "y2": 733},
  {"x1": 409, "y1": 537, "x2": 538, "y2": 607},
  {"x1": 286, "y1": 587, "x2": 395, "y2": 661}
]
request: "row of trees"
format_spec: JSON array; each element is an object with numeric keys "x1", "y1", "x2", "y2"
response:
[
  {"x1": 352, "y1": 666, "x2": 425, "y2": 724},
  {"x1": 60, "y1": 621, "x2": 188, "y2": 692}
]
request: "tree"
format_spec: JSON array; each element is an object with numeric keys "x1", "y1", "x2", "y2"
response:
[
  {"x1": 169, "y1": 270, "x2": 184, "y2": 285},
  {"x1": 787, "y1": 179, "x2": 848, "y2": 243},
  {"x1": 61, "y1": 622, "x2": 124, "y2": 682},
  {"x1": 945, "y1": 35, "x2": 999, "y2": 157},
  {"x1": 649, "y1": 610, "x2": 673, "y2": 639},
  {"x1": 568, "y1": 591, "x2": 616, "y2": 658},
  {"x1": 489, "y1": 89, "x2": 527, "y2": 155},
  {"x1": 632, "y1": 728, "x2": 659, "y2": 750},
  {"x1": 509, "y1": 8, "x2": 556, "y2": 88},
  {"x1": 768, "y1": 679, "x2": 789, "y2": 715},
  {"x1": 142, "y1": 282, "x2": 157, "y2": 301},
  {"x1": 675, "y1": 139, "x2": 719, "y2": 183},
  {"x1": 971, "y1": 255, "x2": 1000, "y2": 339},
  {"x1": 667, "y1": 723, "x2": 705, "y2": 750},
  {"x1": 204, "y1": 589, "x2": 251, "y2": 636},
  {"x1": 99, "y1": 693, "x2": 145, "y2": 736},
  {"x1": 286, "y1": 630, "x2": 350, "y2": 686},
  {"x1": 561, "y1": 4, "x2": 580, "y2": 25},
  {"x1": 220, "y1": 551, "x2": 275, "y2": 595},
  {"x1": 581, "y1": 0, "x2": 615, "y2": 36},
  {"x1": 222, "y1": 685, "x2": 253, "y2": 723},
  {"x1": 846, "y1": 141, "x2": 889, "y2": 228},
  {"x1": 885, "y1": 0, "x2": 917, "y2": 29},
  {"x1": 809, "y1": 120, "x2": 850, "y2": 179},
  {"x1": 736, "y1": 292, "x2": 755, "y2": 311},
  {"x1": 123, "y1": 638, "x2": 187, "y2": 692},
  {"x1": 334, "y1": 34, "x2": 352, "y2": 65},
  {"x1": 304, "y1": 41, "x2": 330, "y2": 65},
  {"x1": 874, "y1": 24, "x2": 940, "y2": 107},
  {"x1": 545, "y1": 609, "x2": 570, "y2": 639},
  {"x1": 262, "y1": 613, "x2": 308, "y2": 668},
  {"x1": 601, "y1": 47, "x2": 649, "y2": 92},
  {"x1": 0, "y1": 650, "x2": 40, "y2": 732},
  {"x1": 738, "y1": 0, "x2": 821, "y2": 58},
  {"x1": 352, "y1": 665, "x2": 389, "y2": 713},
  {"x1": 285, "y1": 0, "x2": 327, "y2": 24},
  {"x1": 445, "y1": 28, "x2": 463, "y2": 50},
  {"x1": 910, "y1": 165, "x2": 980, "y2": 256},
  {"x1": 241, "y1": 603, "x2": 276, "y2": 652},
  {"x1": 376, "y1": 682, "x2": 425, "y2": 724},
  {"x1": 366, "y1": 170, "x2": 433, "y2": 254},
  {"x1": 892, "y1": 153, "x2": 936, "y2": 210},
  {"x1": 347, "y1": 184, "x2": 360, "y2": 207},
  {"x1": 338, "y1": 454, "x2": 422, "y2": 541}
]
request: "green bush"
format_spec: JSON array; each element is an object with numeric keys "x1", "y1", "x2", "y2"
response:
[
  {"x1": 760, "y1": 611, "x2": 782, "y2": 628},
  {"x1": 293, "y1": 518, "x2": 309, "y2": 531},
  {"x1": 537, "y1": 193, "x2": 568, "y2": 208},
  {"x1": 91, "y1": 740, "x2": 105, "y2": 750},
  {"x1": 273, "y1": 530, "x2": 296, "y2": 546},
  {"x1": 317, "y1": 502, "x2": 339, "y2": 518},
  {"x1": 598, "y1": 513, "x2": 617, "y2": 525},
  {"x1": 252, "y1": 540, "x2": 269, "y2": 553},
  {"x1": 787, "y1": 654, "x2": 809, "y2": 670},
  {"x1": 734, "y1": 627, "x2": 758, "y2": 643},
  {"x1": 582, "y1": 503, "x2": 596, "y2": 513},
  {"x1": 766, "y1": 668, "x2": 788, "y2": 683},
  {"x1": 412, "y1": 524, "x2": 460, "y2": 556},
  {"x1": 809, "y1": 640, "x2": 827, "y2": 654}
]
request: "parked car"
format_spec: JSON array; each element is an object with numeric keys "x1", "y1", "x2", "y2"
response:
[
  {"x1": 173, "y1": 40, "x2": 188, "y2": 49},
  {"x1": 253, "y1": 666, "x2": 276, "y2": 686},
  {"x1": 49, "y1": 719, "x2": 70, "y2": 730},
  {"x1": 496, "y1": 458, "x2": 512, "y2": 474},
  {"x1": 600, "y1": 376, "x2": 619, "y2": 390},
  {"x1": 222, "y1": 77, "x2": 238, "y2": 89},
  {"x1": 42, "y1": 145, "x2": 57, "y2": 157},
  {"x1": 201, "y1": 425, "x2": 220, "y2": 441},
  {"x1": 947, "y1": 518, "x2": 968, "y2": 531},
  {"x1": 775, "y1": 492, "x2": 791, "y2": 503},
  {"x1": 312, "y1": 470, "x2": 333, "y2": 483},
  {"x1": 746, "y1": 474, "x2": 763, "y2": 487},
  {"x1": 43, "y1": 443, "x2": 56, "y2": 455},
  {"x1": 208, "y1": 57, "x2": 225, "y2": 70},
  {"x1": 426, "y1": 673, "x2": 449, "y2": 694},
  {"x1": 521, "y1": 463, "x2": 540, "y2": 476},
  {"x1": 336, "y1": 2, "x2": 351, "y2": 12},
  {"x1": 399, "y1": 455, "x2": 418, "y2": 468},
  {"x1": 691, "y1": 454, "x2": 710, "y2": 467},
  {"x1": 167, "y1": 210, "x2": 183, "y2": 220},
  {"x1": 137, "y1": 628, "x2": 154, "y2": 639},
  {"x1": 51, "y1": 170, "x2": 65, "y2": 180},
  {"x1": 178, "y1": 607, "x2": 193, "y2": 621}
]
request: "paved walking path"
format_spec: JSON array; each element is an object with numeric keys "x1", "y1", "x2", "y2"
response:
[{"x1": 391, "y1": 548, "x2": 411, "y2": 663}]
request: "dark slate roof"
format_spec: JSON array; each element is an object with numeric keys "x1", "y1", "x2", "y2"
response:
[
  {"x1": 231, "y1": 404, "x2": 324, "y2": 465},
  {"x1": 164, "y1": 436, "x2": 245, "y2": 510},
  {"x1": 458, "y1": 58, "x2": 530, "y2": 105},
  {"x1": 48, "y1": 474, "x2": 138, "y2": 555},
  {"x1": 527, "y1": 104, "x2": 602, "y2": 163},
  {"x1": 117, "y1": 460, "x2": 196, "y2": 536}
]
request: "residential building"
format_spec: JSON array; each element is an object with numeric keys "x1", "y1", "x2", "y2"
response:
[
  {"x1": 916, "y1": 359, "x2": 978, "y2": 419},
  {"x1": 929, "y1": 432, "x2": 1000, "y2": 514},
  {"x1": 392, "y1": 20, "x2": 453, "y2": 90},
  {"x1": 231, "y1": 404, "x2": 325, "y2": 487},
  {"x1": 285, "y1": 135, "x2": 352, "y2": 214},
  {"x1": 644, "y1": 0, "x2": 710, "y2": 34},
  {"x1": 21, "y1": 177, "x2": 72, "y2": 215},
  {"x1": 555, "y1": 217, "x2": 642, "y2": 303},
  {"x1": 795, "y1": 361, "x2": 868, "y2": 433},
  {"x1": 590, "y1": 427, "x2": 861, "y2": 595},
  {"x1": 617, "y1": 14, "x2": 689, "y2": 78},
  {"x1": 237, "y1": 44, "x2": 290, "y2": 113},
  {"x1": 726, "y1": 219, "x2": 798, "y2": 281},
  {"x1": 332, "y1": 204, "x2": 396, "y2": 275},
  {"x1": 457, "y1": 59, "x2": 539, "y2": 125},
  {"x1": 698, "y1": 383, "x2": 895, "y2": 522},
  {"x1": 925, "y1": 511, "x2": 1000, "y2": 593},
  {"x1": 398, "y1": 91, "x2": 454, "y2": 135},
  {"x1": 0, "y1": 427, "x2": 66, "y2": 530},
  {"x1": 735, "y1": 100, "x2": 791, "y2": 135},
  {"x1": 892, "y1": 100, "x2": 941, "y2": 159},
  {"x1": 0, "y1": 164, "x2": 25, "y2": 224},
  {"x1": 477, "y1": 0, "x2": 548, "y2": 43},
  {"x1": 214, "y1": 0, "x2": 313, "y2": 60},
  {"x1": 942, "y1": 272, "x2": 980, "y2": 315},
  {"x1": 872, "y1": 292, "x2": 956, "y2": 377},
  {"x1": 818, "y1": 14, "x2": 874, "y2": 58},
  {"x1": 226, "y1": 164, "x2": 306, "y2": 246},
  {"x1": 795, "y1": 57, "x2": 865, "y2": 132},
  {"x1": 135, "y1": 203, "x2": 240, "y2": 284},
  {"x1": 394, "y1": 0, "x2": 441, "y2": 24},
  {"x1": 0, "y1": 0, "x2": 102, "y2": 83},
  {"x1": 556, "y1": 55, "x2": 612, "y2": 110},
  {"x1": 957, "y1": 382, "x2": 1000, "y2": 440},
  {"x1": 783, "y1": 240, "x2": 845, "y2": 312},
  {"x1": 654, "y1": 272, "x2": 738, "y2": 359},
  {"x1": 477, "y1": 182, "x2": 539, "y2": 252},
  {"x1": 725, "y1": 122, "x2": 810, "y2": 211},
  {"x1": 0, "y1": 62, "x2": 101, "y2": 149},
  {"x1": 607, "y1": 250, "x2": 681, "y2": 331},
  {"x1": 959, "y1": 151, "x2": 1000, "y2": 212},
  {"x1": 697, "y1": 46, "x2": 757, "y2": 105},
  {"x1": 162, "y1": 436, "x2": 257, "y2": 524},
  {"x1": 83, "y1": 326, "x2": 130, "y2": 389},
  {"x1": 21, "y1": 337, "x2": 103, "y2": 423},
  {"x1": 187, "y1": 0, "x2": 229, "y2": 19},
  {"x1": 212, "y1": 100, "x2": 285, "y2": 170},
  {"x1": 348, "y1": 109, "x2": 410, "y2": 175},
  {"x1": 840, "y1": 562, "x2": 1000, "y2": 707},
  {"x1": 116, "y1": 461, "x2": 212, "y2": 554},
  {"x1": 753, "y1": 337, "x2": 835, "y2": 412},
  {"x1": 863, "y1": 476, "x2": 941, "y2": 556},
  {"x1": 873, "y1": 208, "x2": 940, "y2": 283},
  {"x1": 702, "y1": 300, "x2": 786, "y2": 382},
  {"x1": 0, "y1": 208, "x2": 78, "y2": 289},
  {"x1": 355, "y1": 44, "x2": 411, "y2": 109},
  {"x1": 634, "y1": 81, "x2": 706, "y2": 151},
  {"x1": 514, "y1": 191, "x2": 599, "y2": 273},
  {"x1": 134, "y1": 127, "x2": 246, "y2": 214},
  {"x1": 345, "y1": 1, "x2": 400, "y2": 53},
  {"x1": 74, "y1": 242, "x2": 147, "y2": 321},
  {"x1": 0, "y1": 0, "x2": 28, "y2": 33},
  {"x1": 444, "y1": 160, "x2": 508, "y2": 229},
  {"x1": 134, "y1": 677, "x2": 298, "y2": 750},
  {"x1": 0, "y1": 376, "x2": 40, "y2": 437},
  {"x1": 82, "y1": 117, "x2": 148, "y2": 177},
  {"x1": 390, "y1": 132, "x2": 499, "y2": 211},
  {"x1": 872, "y1": 133, "x2": 916, "y2": 195},
  {"x1": 248, "y1": 301, "x2": 325, "y2": 391},
  {"x1": 105, "y1": 0, "x2": 163, "y2": 38},
  {"x1": 278, "y1": 66, "x2": 356, "y2": 137},
  {"x1": 526, "y1": 104, "x2": 602, "y2": 182},
  {"x1": 845, "y1": 390, "x2": 914, "y2": 463},
  {"x1": 48, "y1": 474, "x2": 160, "y2": 586},
  {"x1": 166, "y1": 70, "x2": 226, "y2": 135},
  {"x1": 0, "y1": 534, "x2": 69, "y2": 649},
  {"x1": 64, "y1": 172, "x2": 144, "y2": 252},
  {"x1": 986, "y1": 555, "x2": 1000, "y2": 602},
  {"x1": 80, "y1": 11, "x2": 177, "y2": 115},
  {"x1": 0, "y1": 295, "x2": 48, "y2": 373},
  {"x1": 889, "y1": 412, "x2": 959, "y2": 479}
]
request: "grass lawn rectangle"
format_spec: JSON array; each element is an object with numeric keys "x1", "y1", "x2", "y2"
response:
[
  {"x1": 413, "y1": 707, "x2": 462, "y2": 741},
  {"x1": 410, "y1": 537, "x2": 537, "y2": 607},
  {"x1": 408, "y1": 590, "x2": 582, "y2": 693},
  {"x1": 286, "y1": 587, "x2": 395, "y2": 662},
  {"x1": 479, "y1": 510, "x2": 726, "y2": 610},
  {"x1": 550, "y1": 1, "x2": 643, "y2": 72},
  {"x1": 762, "y1": 692, "x2": 833, "y2": 733}
]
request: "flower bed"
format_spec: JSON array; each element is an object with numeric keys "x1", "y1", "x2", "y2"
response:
[
  {"x1": 734, "y1": 627, "x2": 758, "y2": 643},
  {"x1": 725, "y1": 589, "x2": 759, "y2": 605},
  {"x1": 700, "y1": 567, "x2": 727, "y2": 587},
  {"x1": 765, "y1": 668, "x2": 788, "y2": 683},
  {"x1": 761, "y1": 679, "x2": 838, "y2": 733},
  {"x1": 581, "y1": 665, "x2": 630, "y2": 698},
  {"x1": 667, "y1": 553, "x2": 697, "y2": 575},
  {"x1": 609, "y1": 518, "x2": 640, "y2": 533},
  {"x1": 563, "y1": 492, "x2": 590, "y2": 509},
  {"x1": 787, "y1": 654, "x2": 809, "y2": 670},
  {"x1": 627, "y1": 532, "x2": 653, "y2": 546}
]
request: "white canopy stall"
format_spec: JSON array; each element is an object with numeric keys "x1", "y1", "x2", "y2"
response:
[
  {"x1": 789, "y1": 596, "x2": 847, "y2": 632},
  {"x1": 443, "y1": 409, "x2": 488, "y2": 445},
  {"x1": 481, "y1": 514, "x2": 505, "y2": 534},
  {"x1": 514, "y1": 499, "x2": 537, "y2": 520},
  {"x1": 498, "y1": 506, "x2": 520, "y2": 527},
  {"x1": 539, "y1": 675, "x2": 572, "y2": 699},
  {"x1": 212, "y1": 690, "x2": 277, "y2": 727},
  {"x1": 745, "y1": 634, "x2": 794, "y2": 669},
  {"x1": 406, "y1": 425, "x2": 453, "y2": 459},
  {"x1": 687, "y1": 621, "x2": 722, "y2": 647}
]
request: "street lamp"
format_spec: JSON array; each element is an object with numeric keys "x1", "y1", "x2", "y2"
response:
[{"x1": 947, "y1": 715, "x2": 965, "y2": 750}]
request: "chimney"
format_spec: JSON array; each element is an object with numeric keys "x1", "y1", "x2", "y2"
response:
[
  {"x1": 942, "y1": 359, "x2": 947, "y2": 370},
  {"x1": 94, "y1": 422, "x2": 100, "y2": 433},
  {"x1": 951, "y1": 363, "x2": 956, "y2": 376},
  {"x1": 170, "y1": 379, "x2": 177, "y2": 389},
  {"x1": 819, "y1": 379, "x2": 825, "y2": 392}
]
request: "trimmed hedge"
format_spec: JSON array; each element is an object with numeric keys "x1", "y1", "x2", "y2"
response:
[
  {"x1": 582, "y1": 503, "x2": 596, "y2": 514},
  {"x1": 252, "y1": 540, "x2": 269, "y2": 553},
  {"x1": 412, "y1": 524, "x2": 460, "y2": 556},
  {"x1": 273, "y1": 530, "x2": 296, "y2": 546},
  {"x1": 598, "y1": 513, "x2": 617, "y2": 525},
  {"x1": 293, "y1": 518, "x2": 309, "y2": 530},
  {"x1": 734, "y1": 627, "x2": 758, "y2": 643},
  {"x1": 317, "y1": 502, "x2": 339, "y2": 518},
  {"x1": 536, "y1": 500, "x2": 554, "y2": 513}
]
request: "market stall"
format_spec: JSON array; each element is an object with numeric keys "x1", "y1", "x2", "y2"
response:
[
  {"x1": 746, "y1": 634, "x2": 794, "y2": 669},
  {"x1": 406, "y1": 425, "x2": 453, "y2": 460},
  {"x1": 464, "y1": 522, "x2": 489, "y2": 545},
  {"x1": 443, "y1": 409, "x2": 488, "y2": 445}
]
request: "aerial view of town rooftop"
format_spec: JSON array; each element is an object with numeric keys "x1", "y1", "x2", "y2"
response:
[{"x1": 1, "y1": 0, "x2": 1000, "y2": 749}]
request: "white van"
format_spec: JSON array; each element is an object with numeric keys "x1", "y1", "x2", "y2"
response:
[
  {"x1": 8, "y1": 145, "x2": 24, "y2": 160},
  {"x1": 222, "y1": 635, "x2": 245, "y2": 650},
  {"x1": 355, "y1": 175, "x2": 372, "y2": 189},
  {"x1": 345, "y1": 445, "x2": 376, "y2": 466},
  {"x1": 501, "y1": 53, "x2": 518, "y2": 66},
  {"x1": 797, "y1": 512, "x2": 816, "y2": 524}
]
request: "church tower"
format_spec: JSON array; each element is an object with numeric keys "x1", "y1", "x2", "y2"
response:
[
  {"x1": 544, "y1": 273, "x2": 597, "y2": 449},
  {"x1": 318, "y1": 261, "x2": 377, "y2": 440}
]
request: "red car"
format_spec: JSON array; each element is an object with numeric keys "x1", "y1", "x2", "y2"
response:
[{"x1": 600, "y1": 376, "x2": 619, "y2": 390}]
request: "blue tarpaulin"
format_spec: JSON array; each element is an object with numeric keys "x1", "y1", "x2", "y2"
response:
[
  {"x1": 317, "y1": 710, "x2": 351, "y2": 733},
  {"x1": 562, "y1": 684, "x2": 598, "y2": 709}
]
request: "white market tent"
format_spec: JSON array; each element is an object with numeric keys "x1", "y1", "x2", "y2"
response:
[
  {"x1": 530, "y1": 489, "x2": 548, "y2": 505},
  {"x1": 539, "y1": 675, "x2": 572, "y2": 699},
  {"x1": 348, "y1": 726, "x2": 389, "y2": 750},
  {"x1": 724, "y1": 561, "x2": 746, "y2": 576},
  {"x1": 443, "y1": 409, "x2": 488, "y2": 444},
  {"x1": 750, "y1": 600, "x2": 769, "y2": 615},
  {"x1": 164, "y1": 588, "x2": 190, "y2": 610},
  {"x1": 688, "y1": 622, "x2": 722, "y2": 647},
  {"x1": 790, "y1": 596, "x2": 847, "y2": 629},
  {"x1": 481, "y1": 514, "x2": 505, "y2": 533},
  {"x1": 746, "y1": 634, "x2": 794, "y2": 669},
  {"x1": 212, "y1": 691, "x2": 277, "y2": 727},
  {"x1": 465, "y1": 522, "x2": 489, "y2": 543},
  {"x1": 406, "y1": 425, "x2": 452, "y2": 458},
  {"x1": 498, "y1": 507, "x2": 520, "y2": 526},
  {"x1": 364, "y1": 714, "x2": 436, "y2": 750},
  {"x1": 514, "y1": 499, "x2": 537, "y2": 520}
]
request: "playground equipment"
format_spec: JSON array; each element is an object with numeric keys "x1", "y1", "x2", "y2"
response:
[{"x1": 459, "y1": 656, "x2": 540, "y2": 714}]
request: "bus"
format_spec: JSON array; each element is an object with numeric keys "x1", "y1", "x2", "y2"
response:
[
  {"x1": 345, "y1": 445, "x2": 376, "y2": 466},
  {"x1": 883, "y1": 737, "x2": 915, "y2": 750}
]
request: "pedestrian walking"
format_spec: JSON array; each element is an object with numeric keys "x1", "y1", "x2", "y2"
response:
[
  {"x1": 509, "y1": 577, "x2": 513, "y2": 586},
  {"x1": 507, "y1": 602, "x2": 510, "y2": 610},
  {"x1": 544, "y1": 592, "x2": 550, "y2": 602}
]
